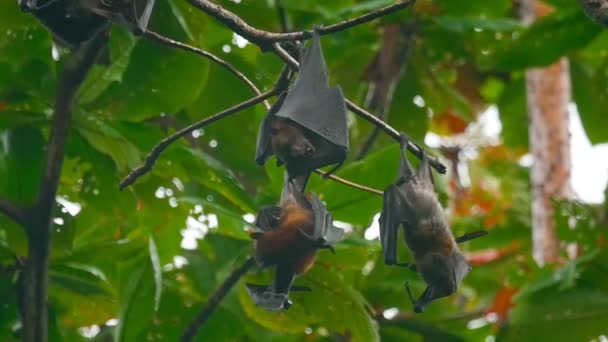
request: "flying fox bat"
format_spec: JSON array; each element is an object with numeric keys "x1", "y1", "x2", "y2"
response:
[
  {"x1": 246, "y1": 173, "x2": 344, "y2": 311},
  {"x1": 379, "y1": 134, "x2": 487, "y2": 313},
  {"x1": 255, "y1": 31, "x2": 349, "y2": 183},
  {"x1": 18, "y1": 0, "x2": 110, "y2": 49},
  {"x1": 18, "y1": 0, "x2": 154, "y2": 49}
]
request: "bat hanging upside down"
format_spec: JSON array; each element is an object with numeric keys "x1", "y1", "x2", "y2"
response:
[
  {"x1": 256, "y1": 30, "x2": 349, "y2": 186},
  {"x1": 379, "y1": 133, "x2": 487, "y2": 313},
  {"x1": 18, "y1": 0, "x2": 155, "y2": 61},
  {"x1": 246, "y1": 173, "x2": 344, "y2": 311}
]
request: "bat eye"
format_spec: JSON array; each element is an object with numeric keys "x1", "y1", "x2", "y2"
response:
[{"x1": 305, "y1": 146, "x2": 314, "y2": 156}]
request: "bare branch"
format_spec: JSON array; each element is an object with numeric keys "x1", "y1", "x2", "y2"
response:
[
  {"x1": 181, "y1": 257, "x2": 256, "y2": 342},
  {"x1": 119, "y1": 89, "x2": 277, "y2": 189},
  {"x1": 272, "y1": 43, "x2": 447, "y2": 174},
  {"x1": 143, "y1": 30, "x2": 270, "y2": 110},
  {"x1": 23, "y1": 31, "x2": 109, "y2": 342},
  {"x1": 314, "y1": 170, "x2": 383, "y2": 196},
  {"x1": 186, "y1": 0, "x2": 415, "y2": 47},
  {"x1": 0, "y1": 197, "x2": 27, "y2": 226}
]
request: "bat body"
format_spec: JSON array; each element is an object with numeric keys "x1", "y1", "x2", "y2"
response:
[
  {"x1": 19, "y1": 0, "x2": 109, "y2": 49},
  {"x1": 379, "y1": 134, "x2": 487, "y2": 313},
  {"x1": 246, "y1": 174, "x2": 344, "y2": 311},
  {"x1": 256, "y1": 31, "x2": 349, "y2": 183},
  {"x1": 18, "y1": 0, "x2": 154, "y2": 49}
]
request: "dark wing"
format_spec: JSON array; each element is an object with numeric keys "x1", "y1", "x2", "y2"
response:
[
  {"x1": 245, "y1": 284, "x2": 291, "y2": 311},
  {"x1": 275, "y1": 31, "x2": 348, "y2": 152},
  {"x1": 245, "y1": 263, "x2": 297, "y2": 311},
  {"x1": 415, "y1": 152, "x2": 435, "y2": 191},
  {"x1": 255, "y1": 92, "x2": 287, "y2": 166},
  {"x1": 18, "y1": 0, "x2": 32, "y2": 10},
  {"x1": 396, "y1": 133, "x2": 415, "y2": 183},
  {"x1": 309, "y1": 193, "x2": 344, "y2": 244},
  {"x1": 87, "y1": 0, "x2": 156, "y2": 35},
  {"x1": 130, "y1": 0, "x2": 155, "y2": 34},
  {"x1": 379, "y1": 184, "x2": 408, "y2": 265}
]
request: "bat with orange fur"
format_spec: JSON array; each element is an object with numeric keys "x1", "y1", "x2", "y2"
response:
[{"x1": 246, "y1": 174, "x2": 343, "y2": 311}]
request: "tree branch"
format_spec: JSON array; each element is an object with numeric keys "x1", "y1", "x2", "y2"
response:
[
  {"x1": 143, "y1": 30, "x2": 270, "y2": 110},
  {"x1": 119, "y1": 89, "x2": 277, "y2": 189},
  {"x1": 314, "y1": 170, "x2": 383, "y2": 196},
  {"x1": 22, "y1": 32, "x2": 108, "y2": 342},
  {"x1": 0, "y1": 197, "x2": 27, "y2": 226},
  {"x1": 272, "y1": 43, "x2": 447, "y2": 174},
  {"x1": 181, "y1": 257, "x2": 256, "y2": 342},
  {"x1": 186, "y1": 0, "x2": 415, "y2": 47}
]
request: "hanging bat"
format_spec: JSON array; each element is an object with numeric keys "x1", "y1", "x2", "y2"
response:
[
  {"x1": 18, "y1": 0, "x2": 110, "y2": 49},
  {"x1": 256, "y1": 30, "x2": 349, "y2": 183},
  {"x1": 379, "y1": 133, "x2": 487, "y2": 313},
  {"x1": 245, "y1": 173, "x2": 344, "y2": 311},
  {"x1": 18, "y1": 0, "x2": 154, "y2": 48}
]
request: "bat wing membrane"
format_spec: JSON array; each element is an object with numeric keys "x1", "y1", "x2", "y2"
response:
[{"x1": 379, "y1": 184, "x2": 408, "y2": 265}]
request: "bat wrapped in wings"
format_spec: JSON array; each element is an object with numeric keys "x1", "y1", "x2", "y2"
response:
[
  {"x1": 255, "y1": 31, "x2": 349, "y2": 185},
  {"x1": 245, "y1": 173, "x2": 344, "y2": 311},
  {"x1": 18, "y1": 0, "x2": 155, "y2": 51},
  {"x1": 379, "y1": 134, "x2": 487, "y2": 313}
]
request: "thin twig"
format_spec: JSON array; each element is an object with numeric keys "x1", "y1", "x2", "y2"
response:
[
  {"x1": 143, "y1": 30, "x2": 270, "y2": 110},
  {"x1": 186, "y1": 0, "x2": 415, "y2": 47},
  {"x1": 272, "y1": 43, "x2": 447, "y2": 174},
  {"x1": 0, "y1": 197, "x2": 27, "y2": 226},
  {"x1": 181, "y1": 257, "x2": 256, "y2": 342},
  {"x1": 22, "y1": 31, "x2": 109, "y2": 342},
  {"x1": 314, "y1": 170, "x2": 383, "y2": 196},
  {"x1": 119, "y1": 89, "x2": 277, "y2": 189}
]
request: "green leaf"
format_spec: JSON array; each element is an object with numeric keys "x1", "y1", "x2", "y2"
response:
[
  {"x1": 0, "y1": 126, "x2": 45, "y2": 204},
  {"x1": 571, "y1": 60, "x2": 608, "y2": 144},
  {"x1": 149, "y1": 236, "x2": 163, "y2": 312},
  {"x1": 73, "y1": 117, "x2": 141, "y2": 172},
  {"x1": 480, "y1": 10, "x2": 601, "y2": 70}
]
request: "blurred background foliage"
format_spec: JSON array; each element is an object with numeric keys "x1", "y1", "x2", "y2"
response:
[{"x1": 1, "y1": 0, "x2": 608, "y2": 341}]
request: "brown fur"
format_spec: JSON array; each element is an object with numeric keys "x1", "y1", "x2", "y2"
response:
[{"x1": 253, "y1": 201, "x2": 318, "y2": 275}]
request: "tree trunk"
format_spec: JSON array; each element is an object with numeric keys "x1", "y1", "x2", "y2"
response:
[{"x1": 520, "y1": 0, "x2": 573, "y2": 266}]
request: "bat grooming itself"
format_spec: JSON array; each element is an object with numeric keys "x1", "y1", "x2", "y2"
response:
[
  {"x1": 246, "y1": 173, "x2": 344, "y2": 311},
  {"x1": 256, "y1": 30, "x2": 349, "y2": 183},
  {"x1": 379, "y1": 134, "x2": 487, "y2": 313}
]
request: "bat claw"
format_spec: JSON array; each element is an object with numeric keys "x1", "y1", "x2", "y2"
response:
[{"x1": 320, "y1": 244, "x2": 335, "y2": 254}]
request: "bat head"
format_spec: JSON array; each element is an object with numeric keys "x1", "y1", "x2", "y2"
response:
[
  {"x1": 269, "y1": 117, "x2": 315, "y2": 163},
  {"x1": 414, "y1": 251, "x2": 471, "y2": 313}
]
